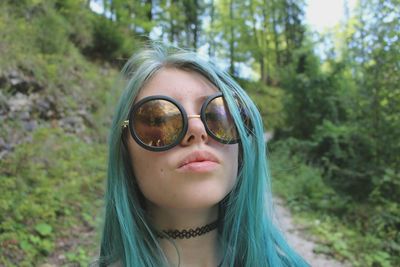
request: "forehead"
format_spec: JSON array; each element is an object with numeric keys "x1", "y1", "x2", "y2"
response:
[{"x1": 135, "y1": 68, "x2": 219, "y2": 103}]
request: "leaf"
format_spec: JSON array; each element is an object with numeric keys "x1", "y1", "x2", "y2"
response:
[
  {"x1": 29, "y1": 235, "x2": 41, "y2": 244},
  {"x1": 20, "y1": 240, "x2": 33, "y2": 252},
  {"x1": 40, "y1": 239, "x2": 54, "y2": 253},
  {"x1": 35, "y1": 223, "x2": 53, "y2": 236}
]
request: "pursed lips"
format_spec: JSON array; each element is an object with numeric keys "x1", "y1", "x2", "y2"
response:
[{"x1": 177, "y1": 150, "x2": 220, "y2": 170}]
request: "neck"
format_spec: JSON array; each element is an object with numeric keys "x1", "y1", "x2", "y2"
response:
[{"x1": 149, "y1": 204, "x2": 222, "y2": 267}]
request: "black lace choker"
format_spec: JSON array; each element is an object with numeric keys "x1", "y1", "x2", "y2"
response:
[{"x1": 157, "y1": 220, "x2": 219, "y2": 239}]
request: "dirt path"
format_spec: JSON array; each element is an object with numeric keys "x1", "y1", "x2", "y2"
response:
[{"x1": 274, "y1": 198, "x2": 350, "y2": 267}]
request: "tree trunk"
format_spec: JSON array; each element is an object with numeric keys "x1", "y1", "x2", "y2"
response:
[
  {"x1": 271, "y1": 0, "x2": 281, "y2": 66},
  {"x1": 208, "y1": 0, "x2": 215, "y2": 57},
  {"x1": 146, "y1": 0, "x2": 153, "y2": 21},
  {"x1": 229, "y1": 0, "x2": 235, "y2": 75}
]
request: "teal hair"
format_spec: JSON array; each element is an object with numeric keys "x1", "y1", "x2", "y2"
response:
[{"x1": 96, "y1": 43, "x2": 309, "y2": 267}]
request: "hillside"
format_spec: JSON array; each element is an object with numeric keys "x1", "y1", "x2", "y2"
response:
[{"x1": 0, "y1": 1, "x2": 118, "y2": 265}]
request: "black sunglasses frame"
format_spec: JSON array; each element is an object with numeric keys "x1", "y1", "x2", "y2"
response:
[{"x1": 123, "y1": 92, "x2": 240, "y2": 152}]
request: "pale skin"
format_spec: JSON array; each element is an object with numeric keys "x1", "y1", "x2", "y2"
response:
[{"x1": 126, "y1": 67, "x2": 239, "y2": 267}]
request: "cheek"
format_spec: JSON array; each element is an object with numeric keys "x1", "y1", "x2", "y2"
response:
[
  {"x1": 126, "y1": 139, "x2": 166, "y2": 199},
  {"x1": 225, "y1": 145, "x2": 239, "y2": 190},
  {"x1": 131, "y1": 156, "x2": 174, "y2": 207}
]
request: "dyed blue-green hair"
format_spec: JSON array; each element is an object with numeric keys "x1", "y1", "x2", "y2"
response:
[{"x1": 96, "y1": 43, "x2": 309, "y2": 267}]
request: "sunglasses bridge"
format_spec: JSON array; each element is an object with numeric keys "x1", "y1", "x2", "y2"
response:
[{"x1": 188, "y1": 115, "x2": 200, "y2": 119}]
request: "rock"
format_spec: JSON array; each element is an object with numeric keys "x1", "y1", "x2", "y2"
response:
[
  {"x1": 35, "y1": 97, "x2": 50, "y2": 111},
  {"x1": 78, "y1": 108, "x2": 95, "y2": 128},
  {"x1": 0, "y1": 137, "x2": 12, "y2": 151},
  {"x1": 33, "y1": 94, "x2": 62, "y2": 120},
  {"x1": 8, "y1": 93, "x2": 30, "y2": 113},
  {"x1": 0, "y1": 91, "x2": 9, "y2": 115},
  {"x1": 0, "y1": 137, "x2": 6, "y2": 149},
  {"x1": 2, "y1": 69, "x2": 43, "y2": 94},
  {"x1": 23, "y1": 120, "x2": 37, "y2": 132},
  {"x1": 0, "y1": 150, "x2": 8, "y2": 160},
  {"x1": 35, "y1": 97, "x2": 52, "y2": 119},
  {"x1": 19, "y1": 111, "x2": 30, "y2": 120},
  {"x1": 59, "y1": 116, "x2": 85, "y2": 133},
  {"x1": 0, "y1": 137, "x2": 13, "y2": 160}
]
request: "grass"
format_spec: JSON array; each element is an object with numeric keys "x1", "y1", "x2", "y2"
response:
[{"x1": 0, "y1": 127, "x2": 106, "y2": 266}]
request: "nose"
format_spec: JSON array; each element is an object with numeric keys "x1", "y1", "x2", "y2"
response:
[{"x1": 181, "y1": 115, "x2": 209, "y2": 146}]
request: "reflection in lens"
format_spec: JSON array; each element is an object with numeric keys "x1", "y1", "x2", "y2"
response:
[
  {"x1": 205, "y1": 97, "x2": 238, "y2": 142},
  {"x1": 133, "y1": 100, "x2": 183, "y2": 147}
]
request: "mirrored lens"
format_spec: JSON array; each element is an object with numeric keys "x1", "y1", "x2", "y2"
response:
[
  {"x1": 133, "y1": 99, "x2": 183, "y2": 147},
  {"x1": 205, "y1": 97, "x2": 238, "y2": 142}
]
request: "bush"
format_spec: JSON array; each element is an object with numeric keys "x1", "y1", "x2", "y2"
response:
[
  {"x1": 310, "y1": 120, "x2": 376, "y2": 200},
  {"x1": 240, "y1": 78, "x2": 286, "y2": 131},
  {"x1": 33, "y1": 6, "x2": 71, "y2": 55},
  {"x1": 85, "y1": 15, "x2": 139, "y2": 63},
  {"x1": 270, "y1": 140, "x2": 400, "y2": 266},
  {"x1": 54, "y1": 0, "x2": 94, "y2": 50},
  {"x1": 270, "y1": 139, "x2": 341, "y2": 213}
]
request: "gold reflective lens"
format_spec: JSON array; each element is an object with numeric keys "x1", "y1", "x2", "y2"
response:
[
  {"x1": 205, "y1": 97, "x2": 238, "y2": 142},
  {"x1": 133, "y1": 100, "x2": 183, "y2": 147}
]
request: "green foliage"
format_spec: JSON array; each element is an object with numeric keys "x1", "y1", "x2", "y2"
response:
[
  {"x1": 270, "y1": 139, "x2": 341, "y2": 213},
  {"x1": 0, "y1": 0, "x2": 141, "y2": 64},
  {"x1": 270, "y1": 142, "x2": 400, "y2": 266},
  {"x1": 278, "y1": 53, "x2": 351, "y2": 140},
  {"x1": 277, "y1": 27, "x2": 398, "y2": 203},
  {"x1": 65, "y1": 248, "x2": 91, "y2": 264},
  {"x1": 0, "y1": 1, "x2": 119, "y2": 139},
  {"x1": 0, "y1": 127, "x2": 106, "y2": 266},
  {"x1": 240, "y1": 79, "x2": 286, "y2": 130},
  {"x1": 35, "y1": 223, "x2": 53, "y2": 237},
  {"x1": 33, "y1": 5, "x2": 71, "y2": 55},
  {"x1": 1, "y1": 0, "x2": 398, "y2": 265},
  {"x1": 0, "y1": 1, "x2": 73, "y2": 57},
  {"x1": 300, "y1": 213, "x2": 395, "y2": 267},
  {"x1": 0, "y1": 3, "x2": 118, "y2": 264},
  {"x1": 54, "y1": 0, "x2": 94, "y2": 50},
  {"x1": 86, "y1": 15, "x2": 139, "y2": 62},
  {"x1": 310, "y1": 121, "x2": 375, "y2": 200}
]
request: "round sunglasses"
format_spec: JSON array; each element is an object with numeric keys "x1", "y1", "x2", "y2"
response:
[{"x1": 122, "y1": 92, "x2": 245, "y2": 151}]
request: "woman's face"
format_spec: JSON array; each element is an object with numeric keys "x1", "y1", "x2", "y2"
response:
[{"x1": 126, "y1": 68, "x2": 239, "y2": 210}]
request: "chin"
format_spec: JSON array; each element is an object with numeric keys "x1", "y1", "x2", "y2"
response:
[{"x1": 171, "y1": 187, "x2": 230, "y2": 210}]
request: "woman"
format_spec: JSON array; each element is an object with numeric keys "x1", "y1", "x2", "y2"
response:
[{"x1": 96, "y1": 43, "x2": 309, "y2": 267}]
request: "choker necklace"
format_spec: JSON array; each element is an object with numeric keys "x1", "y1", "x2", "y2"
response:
[{"x1": 158, "y1": 220, "x2": 219, "y2": 239}]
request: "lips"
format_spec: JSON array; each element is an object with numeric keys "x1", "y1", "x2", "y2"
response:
[{"x1": 177, "y1": 150, "x2": 220, "y2": 171}]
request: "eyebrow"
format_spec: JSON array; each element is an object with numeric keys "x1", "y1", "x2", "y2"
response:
[
  {"x1": 196, "y1": 94, "x2": 215, "y2": 102},
  {"x1": 172, "y1": 92, "x2": 217, "y2": 104},
  {"x1": 180, "y1": 93, "x2": 217, "y2": 109}
]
